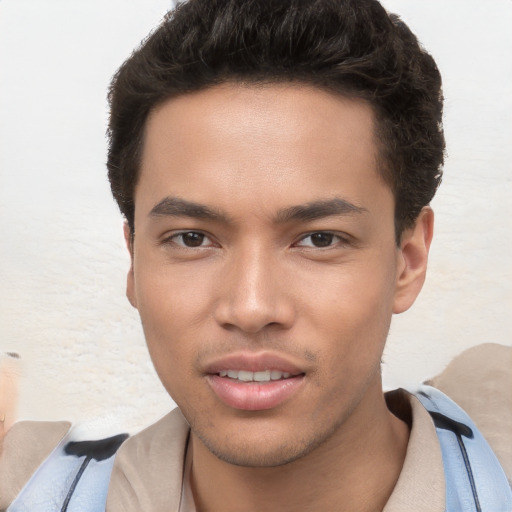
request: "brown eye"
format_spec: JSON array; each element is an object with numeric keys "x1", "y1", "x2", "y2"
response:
[
  {"x1": 309, "y1": 233, "x2": 334, "y2": 247},
  {"x1": 163, "y1": 230, "x2": 219, "y2": 252},
  {"x1": 180, "y1": 232, "x2": 206, "y2": 247},
  {"x1": 294, "y1": 232, "x2": 349, "y2": 249}
]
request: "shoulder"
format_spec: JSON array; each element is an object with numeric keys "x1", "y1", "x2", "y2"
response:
[
  {"x1": 0, "y1": 419, "x2": 71, "y2": 509},
  {"x1": 106, "y1": 407, "x2": 190, "y2": 511},
  {"x1": 0, "y1": 409, "x2": 190, "y2": 511},
  {"x1": 426, "y1": 342, "x2": 512, "y2": 481}
]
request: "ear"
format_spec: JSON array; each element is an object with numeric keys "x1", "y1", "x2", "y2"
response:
[
  {"x1": 123, "y1": 222, "x2": 138, "y2": 309},
  {"x1": 393, "y1": 207, "x2": 434, "y2": 314}
]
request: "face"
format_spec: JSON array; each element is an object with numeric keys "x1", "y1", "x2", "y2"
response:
[{"x1": 127, "y1": 84, "x2": 429, "y2": 467}]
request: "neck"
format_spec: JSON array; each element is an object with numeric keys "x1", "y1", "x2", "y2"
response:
[{"x1": 189, "y1": 383, "x2": 409, "y2": 512}]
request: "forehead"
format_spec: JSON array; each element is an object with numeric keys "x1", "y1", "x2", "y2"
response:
[{"x1": 136, "y1": 83, "x2": 390, "y2": 220}]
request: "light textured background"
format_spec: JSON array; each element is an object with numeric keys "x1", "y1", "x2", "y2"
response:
[{"x1": 1, "y1": 0, "x2": 511, "y2": 434}]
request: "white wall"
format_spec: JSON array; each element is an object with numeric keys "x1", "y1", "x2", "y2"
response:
[{"x1": 1, "y1": 0, "x2": 511, "y2": 433}]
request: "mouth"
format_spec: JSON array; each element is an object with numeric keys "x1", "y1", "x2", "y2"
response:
[
  {"x1": 204, "y1": 354, "x2": 306, "y2": 411},
  {"x1": 216, "y1": 369, "x2": 296, "y2": 382}
]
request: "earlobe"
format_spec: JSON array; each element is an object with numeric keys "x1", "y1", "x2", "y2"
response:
[
  {"x1": 123, "y1": 222, "x2": 138, "y2": 309},
  {"x1": 393, "y1": 207, "x2": 434, "y2": 314}
]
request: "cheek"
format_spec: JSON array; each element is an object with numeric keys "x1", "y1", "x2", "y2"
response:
[
  {"x1": 135, "y1": 257, "x2": 213, "y2": 326},
  {"x1": 303, "y1": 256, "x2": 396, "y2": 329},
  {"x1": 303, "y1": 275, "x2": 395, "y2": 421},
  {"x1": 302, "y1": 257, "x2": 397, "y2": 372},
  {"x1": 132, "y1": 266, "x2": 211, "y2": 383}
]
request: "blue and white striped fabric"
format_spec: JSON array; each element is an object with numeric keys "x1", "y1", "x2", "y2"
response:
[
  {"x1": 8, "y1": 387, "x2": 512, "y2": 511},
  {"x1": 413, "y1": 385, "x2": 512, "y2": 512},
  {"x1": 7, "y1": 431, "x2": 127, "y2": 512}
]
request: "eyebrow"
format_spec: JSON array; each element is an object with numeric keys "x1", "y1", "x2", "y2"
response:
[
  {"x1": 149, "y1": 196, "x2": 367, "y2": 224},
  {"x1": 275, "y1": 198, "x2": 368, "y2": 223},
  {"x1": 150, "y1": 197, "x2": 231, "y2": 223}
]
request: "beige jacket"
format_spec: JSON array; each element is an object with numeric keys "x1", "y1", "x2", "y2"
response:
[{"x1": 1, "y1": 343, "x2": 510, "y2": 511}]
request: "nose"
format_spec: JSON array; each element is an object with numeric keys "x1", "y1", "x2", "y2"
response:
[{"x1": 213, "y1": 243, "x2": 295, "y2": 334}]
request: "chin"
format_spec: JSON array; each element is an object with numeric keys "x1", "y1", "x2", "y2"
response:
[
  {"x1": 192, "y1": 418, "x2": 342, "y2": 468},
  {"x1": 203, "y1": 439, "x2": 313, "y2": 468}
]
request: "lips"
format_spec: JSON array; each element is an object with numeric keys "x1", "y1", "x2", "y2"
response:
[
  {"x1": 204, "y1": 352, "x2": 305, "y2": 411},
  {"x1": 219, "y1": 369, "x2": 292, "y2": 381}
]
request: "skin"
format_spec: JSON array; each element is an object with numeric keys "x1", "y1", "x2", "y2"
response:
[{"x1": 126, "y1": 83, "x2": 434, "y2": 511}]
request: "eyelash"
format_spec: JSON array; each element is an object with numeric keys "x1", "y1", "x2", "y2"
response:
[
  {"x1": 294, "y1": 232, "x2": 350, "y2": 249},
  {"x1": 163, "y1": 231, "x2": 217, "y2": 248},
  {"x1": 162, "y1": 230, "x2": 350, "y2": 250}
]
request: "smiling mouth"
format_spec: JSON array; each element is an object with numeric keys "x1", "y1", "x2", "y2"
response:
[
  {"x1": 217, "y1": 369, "x2": 296, "y2": 382},
  {"x1": 208, "y1": 370, "x2": 305, "y2": 410}
]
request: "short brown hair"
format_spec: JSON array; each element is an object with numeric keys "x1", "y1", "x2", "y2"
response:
[{"x1": 107, "y1": 0, "x2": 444, "y2": 241}]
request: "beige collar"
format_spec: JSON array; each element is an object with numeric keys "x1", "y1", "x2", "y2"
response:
[
  {"x1": 107, "y1": 390, "x2": 445, "y2": 512},
  {"x1": 107, "y1": 408, "x2": 190, "y2": 512},
  {"x1": 383, "y1": 390, "x2": 445, "y2": 512}
]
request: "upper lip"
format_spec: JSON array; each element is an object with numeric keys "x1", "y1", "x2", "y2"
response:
[{"x1": 203, "y1": 351, "x2": 305, "y2": 375}]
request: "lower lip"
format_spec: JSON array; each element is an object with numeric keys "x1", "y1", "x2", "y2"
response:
[{"x1": 207, "y1": 375, "x2": 304, "y2": 411}]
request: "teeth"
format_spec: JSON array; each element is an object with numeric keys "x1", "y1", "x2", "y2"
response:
[
  {"x1": 218, "y1": 369, "x2": 292, "y2": 382},
  {"x1": 272, "y1": 370, "x2": 290, "y2": 380},
  {"x1": 238, "y1": 370, "x2": 253, "y2": 382},
  {"x1": 254, "y1": 370, "x2": 271, "y2": 382}
]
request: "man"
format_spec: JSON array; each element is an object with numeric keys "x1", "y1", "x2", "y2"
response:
[{"x1": 1, "y1": 1, "x2": 511, "y2": 511}]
